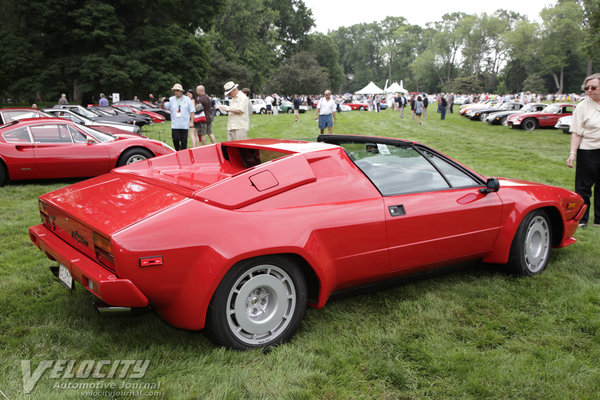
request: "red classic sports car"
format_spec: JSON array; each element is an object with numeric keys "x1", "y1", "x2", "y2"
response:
[
  {"x1": 0, "y1": 117, "x2": 174, "y2": 185},
  {"x1": 342, "y1": 99, "x2": 370, "y2": 110},
  {"x1": 507, "y1": 103, "x2": 575, "y2": 131},
  {"x1": 29, "y1": 135, "x2": 585, "y2": 349},
  {"x1": 112, "y1": 104, "x2": 166, "y2": 124}
]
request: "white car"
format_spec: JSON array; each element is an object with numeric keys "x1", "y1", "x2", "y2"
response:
[
  {"x1": 250, "y1": 99, "x2": 267, "y2": 114},
  {"x1": 555, "y1": 115, "x2": 572, "y2": 134}
]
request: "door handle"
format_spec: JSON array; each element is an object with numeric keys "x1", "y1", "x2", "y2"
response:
[{"x1": 388, "y1": 205, "x2": 406, "y2": 217}]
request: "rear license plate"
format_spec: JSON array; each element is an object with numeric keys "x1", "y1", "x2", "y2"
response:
[{"x1": 58, "y1": 263, "x2": 73, "y2": 290}]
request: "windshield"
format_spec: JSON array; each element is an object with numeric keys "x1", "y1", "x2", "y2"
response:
[
  {"x1": 522, "y1": 103, "x2": 545, "y2": 112},
  {"x1": 70, "y1": 107, "x2": 98, "y2": 119},
  {"x1": 543, "y1": 104, "x2": 561, "y2": 113},
  {"x1": 77, "y1": 124, "x2": 116, "y2": 142}
]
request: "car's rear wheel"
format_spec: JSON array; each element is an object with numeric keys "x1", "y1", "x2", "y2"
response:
[
  {"x1": 563, "y1": 129, "x2": 570, "y2": 134},
  {"x1": 205, "y1": 255, "x2": 307, "y2": 350},
  {"x1": 0, "y1": 162, "x2": 7, "y2": 186},
  {"x1": 117, "y1": 148, "x2": 153, "y2": 167},
  {"x1": 287, "y1": 108, "x2": 293, "y2": 114},
  {"x1": 479, "y1": 113, "x2": 488, "y2": 121},
  {"x1": 260, "y1": 108, "x2": 266, "y2": 115},
  {"x1": 506, "y1": 210, "x2": 551, "y2": 276},
  {"x1": 522, "y1": 118, "x2": 538, "y2": 131},
  {"x1": 359, "y1": 106, "x2": 365, "y2": 111},
  {"x1": 215, "y1": 109, "x2": 222, "y2": 117}
]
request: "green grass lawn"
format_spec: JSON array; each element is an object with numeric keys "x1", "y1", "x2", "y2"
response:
[{"x1": 1, "y1": 107, "x2": 600, "y2": 399}]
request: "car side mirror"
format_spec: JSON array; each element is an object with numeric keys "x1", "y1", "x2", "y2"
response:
[{"x1": 480, "y1": 177, "x2": 500, "y2": 194}]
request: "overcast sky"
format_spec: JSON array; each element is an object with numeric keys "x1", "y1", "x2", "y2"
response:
[{"x1": 302, "y1": 0, "x2": 554, "y2": 33}]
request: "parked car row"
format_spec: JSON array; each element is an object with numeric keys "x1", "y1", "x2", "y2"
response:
[
  {"x1": 460, "y1": 101, "x2": 576, "y2": 133},
  {"x1": 0, "y1": 116, "x2": 174, "y2": 185}
]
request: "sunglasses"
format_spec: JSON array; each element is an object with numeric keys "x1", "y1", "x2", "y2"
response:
[{"x1": 584, "y1": 85, "x2": 598, "y2": 91}]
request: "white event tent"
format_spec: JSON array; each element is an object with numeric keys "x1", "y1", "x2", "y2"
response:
[{"x1": 355, "y1": 81, "x2": 384, "y2": 95}]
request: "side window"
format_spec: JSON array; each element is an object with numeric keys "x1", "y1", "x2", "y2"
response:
[
  {"x1": 2, "y1": 127, "x2": 32, "y2": 143},
  {"x1": 30, "y1": 124, "x2": 73, "y2": 143},
  {"x1": 422, "y1": 149, "x2": 480, "y2": 188},
  {"x1": 342, "y1": 142, "x2": 449, "y2": 195},
  {"x1": 68, "y1": 126, "x2": 88, "y2": 143}
]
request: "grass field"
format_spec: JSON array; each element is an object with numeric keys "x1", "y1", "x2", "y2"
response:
[{"x1": 1, "y1": 107, "x2": 600, "y2": 399}]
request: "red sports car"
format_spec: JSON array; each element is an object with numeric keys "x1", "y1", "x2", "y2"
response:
[
  {"x1": 0, "y1": 117, "x2": 174, "y2": 185},
  {"x1": 112, "y1": 104, "x2": 166, "y2": 123},
  {"x1": 342, "y1": 99, "x2": 370, "y2": 110},
  {"x1": 507, "y1": 103, "x2": 575, "y2": 131},
  {"x1": 29, "y1": 135, "x2": 585, "y2": 349}
]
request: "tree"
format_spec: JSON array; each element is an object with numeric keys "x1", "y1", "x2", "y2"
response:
[
  {"x1": 302, "y1": 33, "x2": 344, "y2": 92},
  {"x1": 522, "y1": 73, "x2": 547, "y2": 93},
  {"x1": 539, "y1": 0, "x2": 584, "y2": 93},
  {"x1": 264, "y1": 51, "x2": 328, "y2": 95}
]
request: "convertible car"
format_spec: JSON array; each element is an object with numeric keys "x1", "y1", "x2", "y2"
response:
[
  {"x1": 29, "y1": 135, "x2": 585, "y2": 349},
  {"x1": 0, "y1": 117, "x2": 174, "y2": 185},
  {"x1": 507, "y1": 103, "x2": 575, "y2": 131}
]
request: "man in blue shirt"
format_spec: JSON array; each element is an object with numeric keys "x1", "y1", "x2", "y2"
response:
[
  {"x1": 161, "y1": 83, "x2": 195, "y2": 150},
  {"x1": 99, "y1": 93, "x2": 109, "y2": 106}
]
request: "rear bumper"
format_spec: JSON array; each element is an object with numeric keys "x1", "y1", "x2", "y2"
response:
[{"x1": 29, "y1": 224, "x2": 148, "y2": 308}]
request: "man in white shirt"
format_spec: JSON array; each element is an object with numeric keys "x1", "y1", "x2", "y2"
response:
[
  {"x1": 314, "y1": 90, "x2": 337, "y2": 134},
  {"x1": 220, "y1": 81, "x2": 249, "y2": 140}
]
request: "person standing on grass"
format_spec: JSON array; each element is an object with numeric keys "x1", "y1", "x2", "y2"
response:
[
  {"x1": 195, "y1": 85, "x2": 216, "y2": 145},
  {"x1": 293, "y1": 94, "x2": 301, "y2": 122},
  {"x1": 440, "y1": 93, "x2": 448, "y2": 120},
  {"x1": 415, "y1": 95, "x2": 423, "y2": 125},
  {"x1": 160, "y1": 83, "x2": 195, "y2": 151},
  {"x1": 567, "y1": 73, "x2": 600, "y2": 228},
  {"x1": 220, "y1": 81, "x2": 249, "y2": 140},
  {"x1": 99, "y1": 93, "x2": 109, "y2": 106},
  {"x1": 315, "y1": 90, "x2": 337, "y2": 135}
]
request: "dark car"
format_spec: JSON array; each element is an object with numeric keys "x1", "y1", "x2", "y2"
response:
[
  {"x1": 90, "y1": 106, "x2": 152, "y2": 127},
  {"x1": 43, "y1": 108, "x2": 141, "y2": 134},
  {"x1": 485, "y1": 103, "x2": 547, "y2": 126},
  {"x1": 466, "y1": 102, "x2": 523, "y2": 121},
  {"x1": 52, "y1": 105, "x2": 141, "y2": 130},
  {"x1": 114, "y1": 100, "x2": 170, "y2": 121}
]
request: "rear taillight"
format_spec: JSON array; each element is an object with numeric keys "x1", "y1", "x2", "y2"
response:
[{"x1": 93, "y1": 232, "x2": 115, "y2": 271}]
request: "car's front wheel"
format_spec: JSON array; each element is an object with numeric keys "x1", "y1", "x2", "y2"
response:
[
  {"x1": 522, "y1": 118, "x2": 538, "y2": 131},
  {"x1": 479, "y1": 113, "x2": 488, "y2": 121},
  {"x1": 260, "y1": 108, "x2": 266, "y2": 114},
  {"x1": 117, "y1": 148, "x2": 153, "y2": 166},
  {"x1": 506, "y1": 210, "x2": 551, "y2": 276},
  {"x1": 215, "y1": 109, "x2": 222, "y2": 117},
  {"x1": 205, "y1": 255, "x2": 307, "y2": 350},
  {"x1": 501, "y1": 116, "x2": 508, "y2": 126},
  {"x1": 359, "y1": 106, "x2": 365, "y2": 111},
  {"x1": 287, "y1": 108, "x2": 293, "y2": 114}
]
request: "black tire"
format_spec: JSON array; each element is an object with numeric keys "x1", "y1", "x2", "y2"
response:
[
  {"x1": 359, "y1": 106, "x2": 365, "y2": 111},
  {"x1": 260, "y1": 108, "x2": 266, "y2": 115},
  {"x1": 563, "y1": 129, "x2": 570, "y2": 134},
  {"x1": 0, "y1": 162, "x2": 7, "y2": 186},
  {"x1": 522, "y1": 118, "x2": 538, "y2": 131},
  {"x1": 287, "y1": 108, "x2": 293, "y2": 114},
  {"x1": 215, "y1": 109, "x2": 222, "y2": 117},
  {"x1": 506, "y1": 210, "x2": 552, "y2": 276},
  {"x1": 501, "y1": 116, "x2": 508, "y2": 126},
  {"x1": 117, "y1": 148, "x2": 153, "y2": 167},
  {"x1": 479, "y1": 113, "x2": 488, "y2": 121},
  {"x1": 205, "y1": 255, "x2": 307, "y2": 350}
]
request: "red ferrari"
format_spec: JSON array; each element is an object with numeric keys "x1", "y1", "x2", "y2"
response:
[
  {"x1": 0, "y1": 117, "x2": 174, "y2": 185},
  {"x1": 29, "y1": 135, "x2": 585, "y2": 349},
  {"x1": 112, "y1": 104, "x2": 166, "y2": 123},
  {"x1": 507, "y1": 103, "x2": 575, "y2": 130},
  {"x1": 342, "y1": 99, "x2": 370, "y2": 110}
]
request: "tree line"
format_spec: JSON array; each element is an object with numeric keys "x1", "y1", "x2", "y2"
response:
[{"x1": 0, "y1": 0, "x2": 597, "y2": 104}]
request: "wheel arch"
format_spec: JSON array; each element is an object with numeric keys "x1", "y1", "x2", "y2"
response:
[
  {"x1": 116, "y1": 146, "x2": 155, "y2": 167},
  {"x1": 483, "y1": 204, "x2": 564, "y2": 264}
]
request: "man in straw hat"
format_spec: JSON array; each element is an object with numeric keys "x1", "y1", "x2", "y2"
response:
[
  {"x1": 219, "y1": 81, "x2": 249, "y2": 140},
  {"x1": 161, "y1": 83, "x2": 195, "y2": 150}
]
